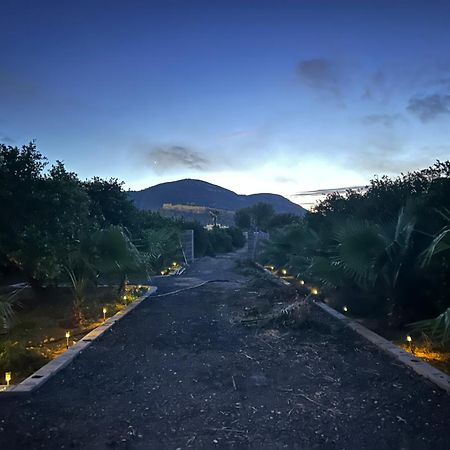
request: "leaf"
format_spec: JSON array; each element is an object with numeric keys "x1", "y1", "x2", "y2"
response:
[
  {"x1": 409, "y1": 307, "x2": 450, "y2": 344},
  {"x1": 334, "y1": 220, "x2": 387, "y2": 288}
]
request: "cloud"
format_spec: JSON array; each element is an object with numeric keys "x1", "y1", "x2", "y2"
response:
[
  {"x1": 222, "y1": 129, "x2": 256, "y2": 139},
  {"x1": 0, "y1": 135, "x2": 14, "y2": 144},
  {"x1": 295, "y1": 186, "x2": 367, "y2": 196},
  {"x1": 361, "y1": 113, "x2": 404, "y2": 127},
  {"x1": 274, "y1": 175, "x2": 296, "y2": 184},
  {"x1": 141, "y1": 145, "x2": 210, "y2": 172},
  {"x1": 296, "y1": 58, "x2": 346, "y2": 98},
  {"x1": 407, "y1": 93, "x2": 450, "y2": 122}
]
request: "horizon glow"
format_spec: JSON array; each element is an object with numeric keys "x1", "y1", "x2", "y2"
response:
[{"x1": 1, "y1": 1, "x2": 450, "y2": 209}]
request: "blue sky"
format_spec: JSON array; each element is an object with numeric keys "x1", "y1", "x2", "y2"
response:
[{"x1": 1, "y1": 0, "x2": 450, "y2": 207}]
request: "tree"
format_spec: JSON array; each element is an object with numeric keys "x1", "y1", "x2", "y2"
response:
[
  {"x1": 234, "y1": 208, "x2": 252, "y2": 230},
  {"x1": 251, "y1": 203, "x2": 275, "y2": 231},
  {"x1": 84, "y1": 177, "x2": 138, "y2": 233},
  {"x1": 235, "y1": 203, "x2": 275, "y2": 231},
  {"x1": 0, "y1": 144, "x2": 91, "y2": 290}
]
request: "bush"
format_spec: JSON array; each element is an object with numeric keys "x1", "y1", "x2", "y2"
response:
[
  {"x1": 0, "y1": 340, "x2": 48, "y2": 376},
  {"x1": 207, "y1": 227, "x2": 233, "y2": 254},
  {"x1": 226, "y1": 227, "x2": 246, "y2": 249}
]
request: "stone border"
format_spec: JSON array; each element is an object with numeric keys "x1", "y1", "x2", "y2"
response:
[
  {"x1": 0, "y1": 286, "x2": 157, "y2": 397},
  {"x1": 255, "y1": 263, "x2": 450, "y2": 394},
  {"x1": 316, "y1": 302, "x2": 450, "y2": 393}
]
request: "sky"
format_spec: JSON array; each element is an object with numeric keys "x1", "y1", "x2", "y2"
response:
[{"x1": 1, "y1": 0, "x2": 450, "y2": 208}]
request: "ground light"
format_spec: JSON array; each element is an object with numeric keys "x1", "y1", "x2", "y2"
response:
[
  {"x1": 311, "y1": 288, "x2": 318, "y2": 295},
  {"x1": 299, "y1": 280, "x2": 305, "y2": 285},
  {"x1": 103, "y1": 307, "x2": 107, "y2": 321},
  {"x1": 65, "y1": 331, "x2": 71, "y2": 349},
  {"x1": 406, "y1": 335, "x2": 413, "y2": 352},
  {"x1": 281, "y1": 269, "x2": 287, "y2": 276},
  {"x1": 5, "y1": 372, "x2": 11, "y2": 387},
  {"x1": 343, "y1": 306, "x2": 348, "y2": 313},
  {"x1": 172, "y1": 262, "x2": 177, "y2": 267}
]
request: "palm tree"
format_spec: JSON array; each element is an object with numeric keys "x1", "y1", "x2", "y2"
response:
[
  {"x1": 261, "y1": 224, "x2": 320, "y2": 276},
  {"x1": 0, "y1": 288, "x2": 22, "y2": 333},
  {"x1": 137, "y1": 228, "x2": 181, "y2": 274},
  {"x1": 410, "y1": 210, "x2": 450, "y2": 343},
  {"x1": 307, "y1": 206, "x2": 417, "y2": 322},
  {"x1": 65, "y1": 226, "x2": 142, "y2": 323}
]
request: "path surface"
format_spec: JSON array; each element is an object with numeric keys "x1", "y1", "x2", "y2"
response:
[{"x1": 0, "y1": 252, "x2": 449, "y2": 449}]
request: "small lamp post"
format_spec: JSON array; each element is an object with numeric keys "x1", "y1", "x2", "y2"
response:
[
  {"x1": 102, "y1": 307, "x2": 107, "y2": 322},
  {"x1": 5, "y1": 372, "x2": 11, "y2": 387},
  {"x1": 406, "y1": 335, "x2": 413, "y2": 352},
  {"x1": 65, "y1": 331, "x2": 71, "y2": 349}
]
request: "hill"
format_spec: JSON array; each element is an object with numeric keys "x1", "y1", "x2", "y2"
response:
[{"x1": 129, "y1": 179, "x2": 305, "y2": 225}]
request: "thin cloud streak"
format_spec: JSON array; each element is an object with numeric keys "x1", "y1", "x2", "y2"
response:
[{"x1": 295, "y1": 185, "x2": 367, "y2": 196}]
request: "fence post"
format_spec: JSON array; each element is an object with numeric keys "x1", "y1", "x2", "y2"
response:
[{"x1": 180, "y1": 229, "x2": 195, "y2": 263}]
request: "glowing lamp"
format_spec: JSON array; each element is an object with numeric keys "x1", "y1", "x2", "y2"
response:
[
  {"x1": 160, "y1": 270, "x2": 165, "y2": 275},
  {"x1": 343, "y1": 306, "x2": 348, "y2": 312},
  {"x1": 5, "y1": 372, "x2": 11, "y2": 386},
  {"x1": 299, "y1": 280, "x2": 305, "y2": 285},
  {"x1": 406, "y1": 335, "x2": 413, "y2": 352},
  {"x1": 172, "y1": 262, "x2": 177, "y2": 267},
  {"x1": 281, "y1": 269, "x2": 287, "y2": 276},
  {"x1": 311, "y1": 288, "x2": 318, "y2": 295},
  {"x1": 65, "y1": 331, "x2": 71, "y2": 349},
  {"x1": 102, "y1": 307, "x2": 107, "y2": 321}
]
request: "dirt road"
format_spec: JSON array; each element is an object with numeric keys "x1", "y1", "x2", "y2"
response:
[{"x1": 0, "y1": 252, "x2": 449, "y2": 449}]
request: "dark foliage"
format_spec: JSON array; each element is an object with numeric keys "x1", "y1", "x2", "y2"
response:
[{"x1": 261, "y1": 160, "x2": 450, "y2": 328}]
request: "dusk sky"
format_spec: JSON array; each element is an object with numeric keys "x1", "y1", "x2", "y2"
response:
[{"x1": 1, "y1": 1, "x2": 450, "y2": 207}]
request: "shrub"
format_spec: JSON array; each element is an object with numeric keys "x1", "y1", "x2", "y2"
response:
[
  {"x1": 207, "y1": 227, "x2": 233, "y2": 254},
  {"x1": 226, "y1": 227, "x2": 246, "y2": 249},
  {"x1": 0, "y1": 340, "x2": 48, "y2": 376}
]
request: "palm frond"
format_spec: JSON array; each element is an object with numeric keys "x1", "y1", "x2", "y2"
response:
[
  {"x1": 0, "y1": 287, "x2": 23, "y2": 332},
  {"x1": 308, "y1": 256, "x2": 348, "y2": 288},
  {"x1": 421, "y1": 228, "x2": 450, "y2": 266},
  {"x1": 409, "y1": 307, "x2": 450, "y2": 344},
  {"x1": 334, "y1": 220, "x2": 387, "y2": 288}
]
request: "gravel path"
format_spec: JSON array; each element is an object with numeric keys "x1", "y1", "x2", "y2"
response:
[{"x1": 0, "y1": 252, "x2": 449, "y2": 449}]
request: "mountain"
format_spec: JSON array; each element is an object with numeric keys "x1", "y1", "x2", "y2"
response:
[{"x1": 129, "y1": 179, "x2": 306, "y2": 223}]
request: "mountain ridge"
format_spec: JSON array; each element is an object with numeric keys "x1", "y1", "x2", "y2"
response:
[{"x1": 129, "y1": 179, "x2": 306, "y2": 218}]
